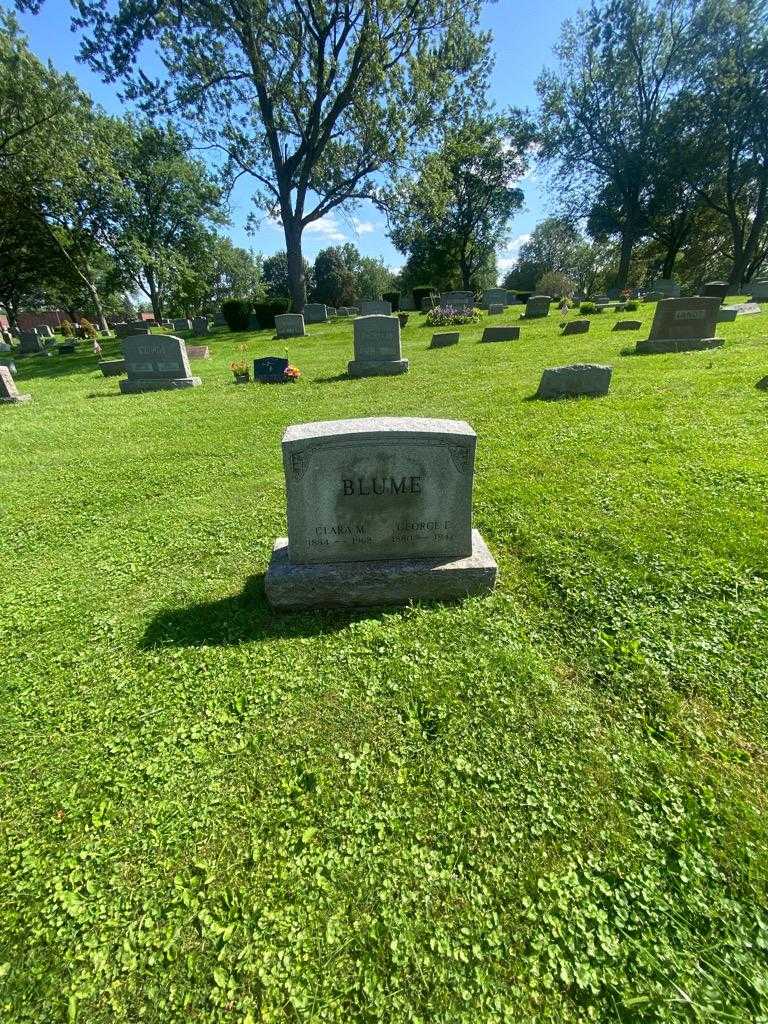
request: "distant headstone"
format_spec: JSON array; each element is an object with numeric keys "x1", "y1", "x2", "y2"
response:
[
  {"x1": 254, "y1": 356, "x2": 290, "y2": 383},
  {"x1": 723, "y1": 302, "x2": 761, "y2": 315},
  {"x1": 119, "y1": 334, "x2": 201, "y2": 393},
  {"x1": 483, "y1": 288, "x2": 508, "y2": 309},
  {"x1": 430, "y1": 332, "x2": 459, "y2": 348},
  {"x1": 360, "y1": 300, "x2": 392, "y2": 316},
  {"x1": 192, "y1": 316, "x2": 210, "y2": 336},
  {"x1": 337, "y1": 308, "x2": 350, "y2": 317},
  {"x1": 702, "y1": 281, "x2": 729, "y2": 302},
  {"x1": 0, "y1": 365, "x2": 30, "y2": 403},
  {"x1": 303, "y1": 303, "x2": 328, "y2": 324},
  {"x1": 400, "y1": 296, "x2": 415, "y2": 311},
  {"x1": 185, "y1": 344, "x2": 210, "y2": 359},
  {"x1": 717, "y1": 308, "x2": 738, "y2": 323},
  {"x1": 1, "y1": 329, "x2": 12, "y2": 344},
  {"x1": 275, "y1": 313, "x2": 306, "y2": 339},
  {"x1": 562, "y1": 319, "x2": 590, "y2": 335},
  {"x1": 635, "y1": 297, "x2": 723, "y2": 354},
  {"x1": 749, "y1": 279, "x2": 768, "y2": 301},
  {"x1": 524, "y1": 295, "x2": 551, "y2": 318},
  {"x1": 36, "y1": 325, "x2": 54, "y2": 339},
  {"x1": 19, "y1": 331, "x2": 43, "y2": 354},
  {"x1": 117, "y1": 324, "x2": 150, "y2": 338},
  {"x1": 613, "y1": 320, "x2": 642, "y2": 331},
  {"x1": 536, "y1": 363, "x2": 612, "y2": 399},
  {"x1": 651, "y1": 278, "x2": 681, "y2": 298},
  {"x1": 645, "y1": 291, "x2": 664, "y2": 301},
  {"x1": 99, "y1": 359, "x2": 126, "y2": 377},
  {"x1": 441, "y1": 291, "x2": 474, "y2": 310},
  {"x1": 488, "y1": 303, "x2": 505, "y2": 315},
  {"x1": 756, "y1": 376, "x2": 768, "y2": 391},
  {"x1": 327, "y1": 307, "x2": 337, "y2": 317},
  {"x1": 594, "y1": 294, "x2": 610, "y2": 304},
  {"x1": 213, "y1": 312, "x2": 227, "y2": 326},
  {"x1": 349, "y1": 315, "x2": 408, "y2": 377},
  {"x1": 265, "y1": 417, "x2": 498, "y2": 608},
  {"x1": 0, "y1": 338, "x2": 11, "y2": 353},
  {"x1": 481, "y1": 326, "x2": 520, "y2": 342},
  {"x1": 421, "y1": 296, "x2": 438, "y2": 312},
  {"x1": 172, "y1": 318, "x2": 191, "y2": 333},
  {"x1": 0, "y1": 359, "x2": 17, "y2": 376}
]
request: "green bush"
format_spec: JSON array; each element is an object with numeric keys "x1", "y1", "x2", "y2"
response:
[
  {"x1": 515, "y1": 291, "x2": 533, "y2": 304},
  {"x1": 412, "y1": 286, "x2": 435, "y2": 310},
  {"x1": 382, "y1": 291, "x2": 400, "y2": 311},
  {"x1": 579, "y1": 302, "x2": 603, "y2": 314},
  {"x1": 221, "y1": 299, "x2": 251, "y2": 331},
  {"x1": 624, "y1": 300, "x2": 638, "y2": 311},
  {"x1": 252, "y1": 298, "x2": 291, "y2": 329}
]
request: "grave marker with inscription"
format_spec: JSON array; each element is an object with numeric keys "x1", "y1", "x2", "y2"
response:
[
  {"x1": 192, "y1": 316, "x2": 210, "y2": 336},
  {"x1": 19, "y1": 331, "x2": 43, "y2": 354},
  {"x1": 562, "y1": 319, "x2": 590, "y2": 335},
  {"x1": 483, "y1": 288, "x2": 508, "y2": 309},
  {"x1": 265, "y1": 417, "x2": 498, "y2": 608},
  {"x1": 430, "y1": 332, "x2": 459, "y2": 348},
  {"x1": 119, "y1": 334, "x2": 201, "y2": 393},
  {"x1": 481, "y1": 326, "x2": 520, "y2": 342},
  {"x1": 348, "y1": 315, "x2": 408, "y2": 377},
  {"x1": 275, "y1": 313, "x2": 306, "y2": 339},
  {"x1": 303, "y1": 303, "x2": 329, "y2": 324},
  {"x1": 0, "y1": 365, "x2": 30, "y2": 403},
  {"x1": 254, "y1": 356, "x2": 290, "y2": 383},
  {"x1": 360, "y1": 300, "x2": 392, "y2": 316},
  {"x1": 524, "y1": 295, "x2": 551, "y2": 318},
  {"x1": 635, "y1": 297, "x2": 723, "y2": 354},
  {"x1": 440, "y1": 291, "x2": 474, "y2": 310},
  {"x1": 749, "y1": 279, "x2": 768, "y2": 301}
]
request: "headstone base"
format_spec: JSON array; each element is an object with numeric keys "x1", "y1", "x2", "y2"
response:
[
  {"x1": 265, "y1": 529, "x2": 497, "y2": 609},
  {"x1": 99, "y1": 359, "x2": 126, "y2": 376},
  {"x1": 635, "y1": 337, "x2": 724, "y2": 355},
  {"x1": 347, "y1": 358, "x2": 409, "y2": 377},
  {"x1": 119, "y1": 376, "x2": 201, "y2": 393},
  {"x1": 1, "y1": 394, "x2": 31, "y2": 404}
]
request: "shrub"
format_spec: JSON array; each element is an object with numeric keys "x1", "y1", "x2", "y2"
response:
[
  {"x1": 79, "y1": 317, "x2": 98, "y2": 339},
  {"x1": 624, "y1": 300, "x2": 638, "y2": 311},
  {"x1": 424, "y1": 305, "x2": 482, "y2": 327},
  {"x1": 412, "y1": 286, "x2": 435, "y2": 310},
  {"x1": 59, "y1": 320, "x2": 74, "y2": 337},
  {"x1": 222, "y1": 299, "x2": 252, "y2": 331},
  {"x1": 579, "y1": 302, "x2": 603, "y2": 314},
  {"x1": 536, "y1": 270, "x2": 576, "y2": 299},
  {"x1": 383, "y1": 291, "x2": 400, "y2": 311},
  {"x1": 252, "y1": 297, "x2": 291, "y2": 329}
]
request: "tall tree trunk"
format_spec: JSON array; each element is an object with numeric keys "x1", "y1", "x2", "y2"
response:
[
  {"x1": 284, "y1": 220, "x2": 306, "y2": 312},
  {"x1": 1, "y1": 298, "x2": 19, "y2": 333},
  {"x1": 145, "y1": 266, "x2": 162, "y2": 321},
  {"x1": 83, "y1": 274, "x2": 108, "y2": 332},
  {"x1": 661, "y1": 243, "x2": 681, "y2": 279},
  {"x1": 616, "y1": 230, "x2": 634, "y2": 288}
]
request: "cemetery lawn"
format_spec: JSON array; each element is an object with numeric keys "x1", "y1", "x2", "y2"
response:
[{"x1": 2, "y1": 303, "x2": 768, "y2": 1024}]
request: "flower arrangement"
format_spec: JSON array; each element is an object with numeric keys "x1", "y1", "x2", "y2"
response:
[
  {"x1": 80, "y1": 317, "x2": 99, "y2": 339},
  {"x1": 424, "y1": 304, "x2": 482, "y2": 327},
  {"x1": 283, "y1": 364, "x2": 301, "y2": 381},
  {"x1": 230, "y1": 344, "x2": 250, "y2": 381}
]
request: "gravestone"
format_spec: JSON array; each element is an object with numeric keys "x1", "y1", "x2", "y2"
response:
[
  {"x1": 483, "y1": 288, "x2": 508, "y2": 309},
  {"x1": 430, "y1": 332, "x2": 459, "y2": 348},
  {"x1": 0, "y1": 365, "x2": 30, "y2": 403},
  {"x1": 213, "y1": 312, "x2": 227, "y2": 326},
  {"x1": 254, "y1": 356, "x2": 290, "y2": 383},
  {"x1": 757, "y1": 376, "x2": 768, "y2": 391},
  {"x1": 635, "y1": 297, "x2": 723, "y2": 354},
  {"x1": 562, "y1": 319, "x2": 590, "y2": 335},
  {"x1": 0, "y1": 336, "x2": 11, "y2": 353},
  {"x1": 524, "y1": 295, "x2": 551, "y2": 318},
  {"x1": 481, "y1": 326, "x2": 520, "y2": 342},
  {"x1": 19, "y1": 331, "x2": 43, "y2": 354},
  {"x1": 702, "y1": 281, "x2": 729, "y2": 302},
  {"x1": 185, "y1": 344, "x2": 210, "y2": 359},
  {"x1": 651, "y1": 278, "x2": 681, "y2": 298},
  {"x1": 348, "y1": 315, "x2": 408, "y2": 377},
  {"x1": 421, "y1": 296, "x2": 438, "y2": 312},
  {"x1": 613, "y1": 320, "x2": 642, "y2": 331},
  {"x1": 441, "y1": 291, "x2": 474, "y2": 309},
  {"x1": 99, "y1": 359, "x2": 126, "y2": 377},
  {"x1": 488, "y1": 304, "x2": 505, "y2": 315},
  {"x1": 172, "y1": 318, "x2": 191, "y2": 332},
  {"x1": 36, "y1": 325, "x2": 54, "y2": 339},
  {"x1": 303, "y1": 303, "x2": 329, "y2": 324},
  {"x1": 0, "y1": 359, "x2": 17, "y2": 376},
  {"x1": 337, "y1": 307, "x2": 350, "y2": 317},
  {"x1": 400, "y1": 296, "x2": 415, "y2": 311},
  {"x1": 536, "y1": 363, "x2": 612, "y2": 399},
  {"x1": 117, "y1": 324, "x2": 149, "y2": 339},
  {"x1": 360, "y1": 300, "x2": 392, "y2": 316},
  {"x1": 594, "y1": 294, "x2": 610, "y2": 304},
  {"x1": 327, "y1": 307, "x2": 337, "y2": 318},
  {"x1": 192, "y1": 316, "x2": 210, "y2": 336},
  {"x1": 717, "y1": 308, "x2": 738, "y2": 323},
  {"x1": 275, "y1": 313, "x2": 306, "y2": 339},
  {"x1": 749, "y1": 279, "x2": 768, "y2": 301},
  {"x1": 265, "y1": 417, "x2": 498, "y2": 608},
  {"x1": 119, "y1": 334, "x2": 201, "y2": 393},
  {"x1": 645, "y1": 290, "x2": 664, "y2": 301}
]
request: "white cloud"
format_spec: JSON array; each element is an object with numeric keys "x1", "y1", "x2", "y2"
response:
[
  {"x1": 352, "y1": 218, "x2": 375, "y2": 236},
  {"x1": 304, "y1": 215, "x2": 347, "y2": 242},
  {"x1": 496, "y1": 233, "x2": 532, "y2": 274}
]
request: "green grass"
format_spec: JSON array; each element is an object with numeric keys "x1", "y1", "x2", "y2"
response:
[{"x1": 1, "y1": 301, "x2": 767, "y2": 1023}]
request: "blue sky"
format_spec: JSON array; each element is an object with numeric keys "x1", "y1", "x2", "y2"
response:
[{"x1": 15, "y1": 0, "x2": 577, "y2": 275}]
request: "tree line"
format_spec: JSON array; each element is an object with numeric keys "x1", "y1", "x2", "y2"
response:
[{"x1": 4, "y1": 0, "x2": 768, "y2": 317}]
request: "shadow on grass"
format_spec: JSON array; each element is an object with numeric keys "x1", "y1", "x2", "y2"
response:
[
  {"x1": 141, "y1": 574, "x2": 382, "y2": 647},
  {"x1": 311, "y1": 373, "x2": 351, "y2": 384},
  {"x1": 13, "y1": 351, "x2": 113, "y2": 382}
]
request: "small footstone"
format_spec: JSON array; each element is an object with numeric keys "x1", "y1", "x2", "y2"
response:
[
  {"x1": 613, "y1": 320, "x2": 642, "y2": 330},
  {"x1": 481, "y1": 326, "x2": 520, "y2": 342},
  {"x1": 99, "y1": 359, "x2": 126, "y2": 377},
  {"x1": 717, "y1": 309, "x2": 738, "y2": 323},
  {"x1": 562, "y1": 319, "x2": 590, "y2": 335},
  {"x1": 430, "y1": 332, "x2": 459, "y2": 348},
  {"x1": 536, "y1": 363, "x2": 612, "y2": 399},
  {"x1": 488, "y1": 303, "x2": 505, "y2": 315},
  {"x1": 756, "y1": 376, "x2": 768, "y2": 391}
]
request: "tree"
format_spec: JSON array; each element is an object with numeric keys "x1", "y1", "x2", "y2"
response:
[
  {"x1": 111, "y1": 120, "x2": 227, "y2": 319},
  {"x1": 537, "y1": 0, "x2": 694, "y2": 286},
  {"x1": 386, "y1": 114, "x2": 530, "y2": 290},
  {"x1": 0, "y1": 190, "x2": 64, "y2": 331},
  {"x1": 262, "y1": 251, "x2": 312, "y2": 300},
  {"x1": 311, "y1": 244, "x2": 360, "y2": 307},
  {"x1": 356, "y1": 256, "x2": 395, "y2": 300},
  {"x1": 43, "y1": 0, "x2": 493, "y2": 311}
]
